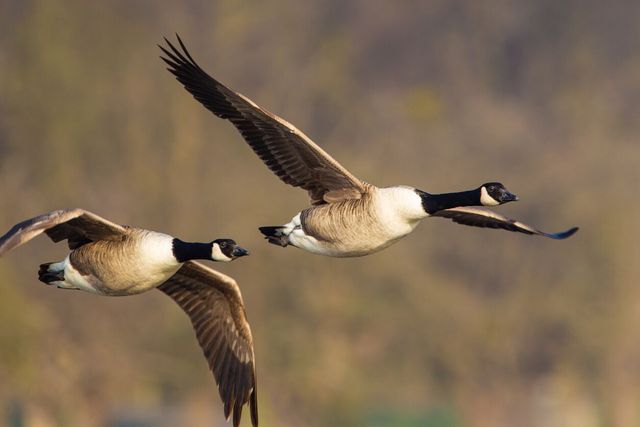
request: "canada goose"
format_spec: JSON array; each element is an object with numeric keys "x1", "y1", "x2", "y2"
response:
[
  {"x1": 161, "y1": 37, "x2": 578, "y2": 258},
  {"x1": 0, "y1": 209, "x2": 257, "y2": 427}
]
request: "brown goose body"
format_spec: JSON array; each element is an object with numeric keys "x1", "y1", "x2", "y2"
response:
[
  {"x1": 291, "y1": 185, "x2": 426, "y2": 257},
  {"x1": 63, "y1": 228, "x2": 180, "y2": 295}
]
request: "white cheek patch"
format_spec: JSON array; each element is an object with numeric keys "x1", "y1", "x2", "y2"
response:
[
  {"x1": 480, "y1": 186, "x2": 500, "y2": 206},
  {"x1": 211, "y1": 243, "x2": 233, "y2": 262}
]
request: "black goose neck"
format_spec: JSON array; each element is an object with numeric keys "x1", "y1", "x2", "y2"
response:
[
  {"x1": 419, "y1": 188, "x2": 480, "y2": 214},
  {"x1": 172, "y1": 238, "x2": 211, "y2": 263}
]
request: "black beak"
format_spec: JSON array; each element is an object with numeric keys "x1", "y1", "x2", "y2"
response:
[
  {"x1": 232, "y1": 246, "x2": 250, "y2": 258},
  {"x1": 502, "y1": 191, "x2": 519, "y2": 202}
]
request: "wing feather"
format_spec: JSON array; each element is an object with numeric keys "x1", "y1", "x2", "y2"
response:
[
  {"x1": 431, "y1": 207, "x2": 579, "y2": 239},
  {"x1": 157, "y1": 261, "x2": 258, "y2": 427},
  {"x1": 0, "y1": 209, "x2": 127, "y2": 256},
  {"x1": 160, "y1": 35, "x2": 365, "y2": 205}
]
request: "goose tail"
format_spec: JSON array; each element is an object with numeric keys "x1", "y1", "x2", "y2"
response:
[
  {"x1": 38, "y1": 262, "x2": 65, "y2": 284},
  {"x1": 258, "y1": 226, "x2": 289, "y2": 247}
]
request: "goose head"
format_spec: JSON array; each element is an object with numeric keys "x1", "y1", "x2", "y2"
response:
[
  {"x1": 479, "y1": 182, "x2": 518, "y2": 206},
  {"x1": 211, "y1": 239, "x2": 250, "y2": 262}
]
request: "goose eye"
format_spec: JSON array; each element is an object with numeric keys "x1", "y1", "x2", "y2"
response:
[{"x1": 220, "y1": 242, "x2": 227, "y2": 248}]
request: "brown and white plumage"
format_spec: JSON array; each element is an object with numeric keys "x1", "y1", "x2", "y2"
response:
[
  {"x1": 0, "y1": 209, "x2": 257, "y2": 427},
  {"x1": 161, "y1": 36, "x2": 578, "y2": 257}
]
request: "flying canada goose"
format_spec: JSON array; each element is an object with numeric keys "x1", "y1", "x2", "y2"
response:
[
  {"x1": 0, "y1": 209, "x2": 257, "y2": 427},
  {"x1": 160, "y1": 36, "x2": 578, "y2": 258}
]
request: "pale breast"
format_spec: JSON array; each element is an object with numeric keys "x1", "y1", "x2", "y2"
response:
[{"x1": 372, "y1": 186, "x2": 426, "y2": 235}]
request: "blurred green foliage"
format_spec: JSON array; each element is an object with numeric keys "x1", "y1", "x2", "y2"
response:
[{"x1": 1, "y1": 1, "x2": 639, "y2": 426}]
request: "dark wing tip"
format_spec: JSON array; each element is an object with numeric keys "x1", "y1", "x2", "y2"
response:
[
  {"x1": 233, "y1": 400, "x2": 243, "y2": 427},
  {"x1": 159, "y1": 34, "x2": 199, "y2": 68},
  {"x1": 223, "y1": 389, "x2": 233, "y2": 420},
  {"x1": 546, "y1": 226, "x2": 579, "y2": 240},
  {"x1": 175, "y1": 33, "x2": 197, "y2": 64},
  {"x1": 250, "y1": 387, "x2": 258, "y2": 426}
]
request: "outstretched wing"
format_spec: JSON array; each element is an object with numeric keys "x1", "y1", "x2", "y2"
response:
[
  {"x1": 431, "y1": 207, "x2": 579, "y2": 239},
  {"x1": 157, "y1": 261, "x2": 258, "y2": 427},
  {"x1": 0, "y1": 209, "x2": 127, "y2": 256},
  {"x1": 160, "y1": 35, "x2": 366, "y2": 205}
]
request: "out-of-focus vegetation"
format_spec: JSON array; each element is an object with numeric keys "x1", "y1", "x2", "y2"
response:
[{"x1": 0, "y1": 1, "x2": 639, "y2": 426}]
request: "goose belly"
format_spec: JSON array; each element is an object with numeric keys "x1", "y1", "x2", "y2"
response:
[
  {"x1": 89, "y1": 258, "x2": 180, "y2": 296},
  {"x1": 68, "y1": 233, "x2": 180, "y2": 296},
  {"x1": 294, "y1": 194, "x2": 421, "y2": 257},
  {"x1": 290, "y1": 231, "x2": 407, "y2": 257}
]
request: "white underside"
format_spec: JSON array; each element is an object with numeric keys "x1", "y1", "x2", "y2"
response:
[
  {"x1": 284, "y1": 213, "x2": 335, "y2": 255},
  {"x1": 49, "y1": 256, "x2": 102, "y2": 294}
]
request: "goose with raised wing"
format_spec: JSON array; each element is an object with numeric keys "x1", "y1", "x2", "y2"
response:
[
  {"x1": 0, "y1": 209, "x2": 257, "y2": 427},
  {"x1": 161, "y1": 36, "x2": 578, "y2": 258}
]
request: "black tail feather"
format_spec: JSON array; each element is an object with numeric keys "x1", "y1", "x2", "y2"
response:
[
  {"x1": 258, "y1": 226, "x2": 284, "y2": 237},
  {"x1": 38, "y1": 263, "x2": 64, "y2": 284},
  {"x1": 258, "y1": 226, "x2": 289, "y2": 247}
]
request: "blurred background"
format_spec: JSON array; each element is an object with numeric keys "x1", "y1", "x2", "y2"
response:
[{"x1": 0, "y1": 1, "x2": 639, "y2": 426}]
